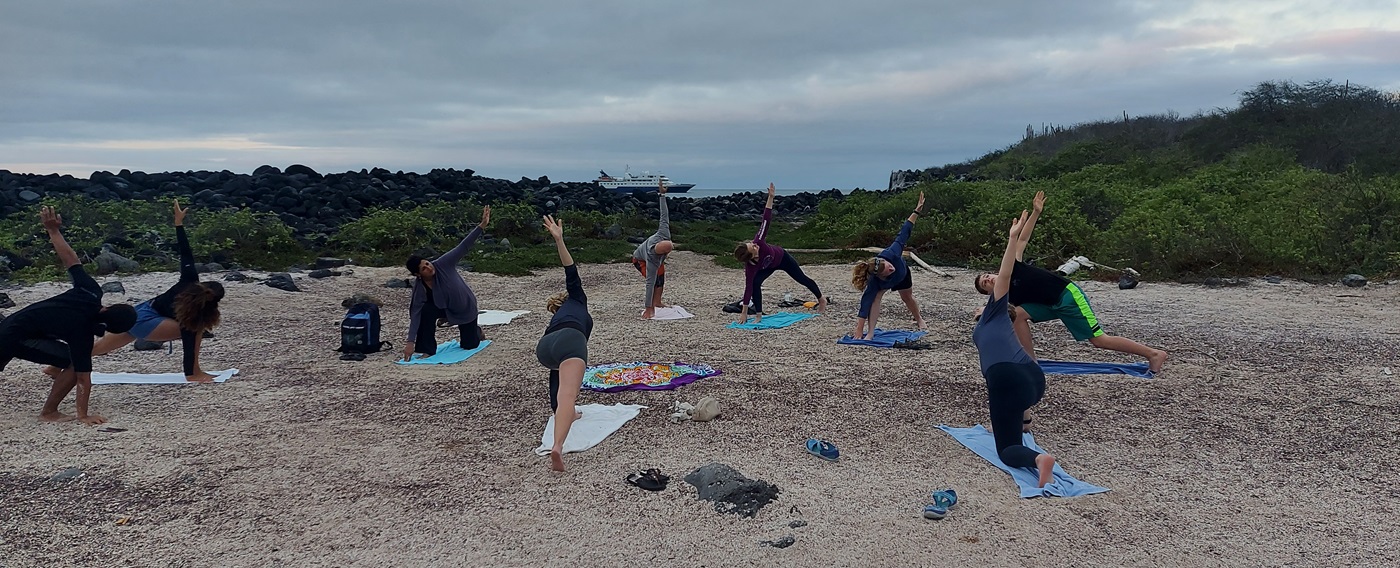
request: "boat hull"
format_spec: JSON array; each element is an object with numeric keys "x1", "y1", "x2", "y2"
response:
[{"x1": 599, "y1": 183, "x2": 693, "y2": 193}]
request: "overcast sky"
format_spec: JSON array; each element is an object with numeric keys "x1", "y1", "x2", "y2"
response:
[{"x1": 2, "y1": 1, "x2": 1396, "y2": 190}]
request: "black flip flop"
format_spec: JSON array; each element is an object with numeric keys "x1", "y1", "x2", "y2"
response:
[{"x1": 625, "y1": 468, "x2": 669, "y2": 491}]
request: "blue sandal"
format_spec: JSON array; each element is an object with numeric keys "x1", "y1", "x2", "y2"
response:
[
  {"x1": 804, "y1": 438, "x2": 839, "y2": 461},
  {"x1": 923, "y1": 489, "x2": 957, "y2": 520}
]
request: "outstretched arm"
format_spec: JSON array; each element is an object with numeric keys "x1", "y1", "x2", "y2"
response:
[
  {"x1": 656, "y1": 189, "x2": 670, "y2": 240},
  {"x1": 173, "y1": 200, "x2": 198, "y2": 282},
  {"x1": 754, "y1": 183, "x2": 776, "y2": 243},
  {"x1": 439, "y1": 205, "x2": 490, "y2": 267},
  {"x1": 1013, "y1": 191, "x2": 1044, "y2": 261},
  {"x1": 40, "y1": 206, "x2": 80, "y2": 269},
  {"x1": 764, "y1": 182, "x2": 776, "y2": 210},
  {"x1": 994, "y1": 210, "x2": 1029, "y2": 301},
  {"x1": 544, "y1": 216, "x2": 585, "y2": 304}
]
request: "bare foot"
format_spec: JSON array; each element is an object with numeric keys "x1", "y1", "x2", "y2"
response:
[
  {"x1": 816, "y1": 296, "x2": 828, "y2": 313},
  {"x1": 915, "y1": 320, "x2": 928, "y2": 331},
  {"x1": 39, "y1": 411, "x2": 76, "y2": 423},
  {"x1": 1022, "y1": 410, "x2": 1033, "y2": 433},
  {"x1": 549, "y1": 449, "x2": 565, "y2": 472},
  {"x1": 186, "y1": 372, "x2": 216, "y2": 383},
  {"x1": 79, "y1": 415, "x2": 109, "y2": 426},
  {"x1": 574, "y1": 410, "x2": 583, "y2": 420},
  {"x1": 1147, "y1": 349, "x2": 1169, "y2": 373},
  {"x1": 1035, "y1": 453, "x2": 1057, "y2": 488}
]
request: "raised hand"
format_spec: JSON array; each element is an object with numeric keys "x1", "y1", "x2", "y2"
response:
[
  {"x1": 1032, "y1": 190, "x2": 1045, "y2": 213},
  {"x1": 915, "y1": 192, "x2": 926, "y2": 214},
  {"x1": 479, "y1": 205, "x2": 492, "y2": 229},
  {"x1": 658, "y1": 178, "x2": 667, "y2": 195},
  {"x1": 173, "y1": 199, "x2": 189, "y2": 226},
  {"x1": 542, "y1": 215, "x2": 564, "y2": 240},
  {"x1": 40, "y1": 206, "x2": 63, "y2": 232},
  {"x1": 767, "y1": 183, "x2": 776, "y2": 196},
  {"x1": 1009, "y1": 210, "x2": 1028, "y2": 239}
]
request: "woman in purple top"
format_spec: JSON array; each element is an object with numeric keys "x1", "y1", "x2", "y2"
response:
[
  {"x1": 400, "y1": 205, "x2": 491, "y2": 361},
  {"x1": 848, "y1": 192, "x2": 927, "y2": 340},
  {"x1": 731, "y1": 183, "x2": 825, "y2": 323},
  {"x1": 973, "y1": 210, "x2": 1056, "y2": 488}
]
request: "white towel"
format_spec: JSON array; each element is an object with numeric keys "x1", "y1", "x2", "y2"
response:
[
  {"x1": 478, "y1": 309, "x2": 530, "y2": 326},
  {"x1": 90, "y1": 369, "x2": 240, "y2": 385},
  {"x1": 534, "y1": 403, "x2": 647, "y2": 455},
  {"x1": 650, "y1": 306, "x2": 694, "y2": 320}
]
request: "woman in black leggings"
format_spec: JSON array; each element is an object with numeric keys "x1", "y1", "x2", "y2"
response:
[
  {"x1": 536, "y1": 215, "x2": 592, "y2": 472},
  {"x1": 972, "y1": 210, "x2": 1056, "y2": 488}
]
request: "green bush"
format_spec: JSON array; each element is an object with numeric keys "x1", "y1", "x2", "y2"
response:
[{"x1": 188, "y1": 208, "x2": 309, "y2": 269}]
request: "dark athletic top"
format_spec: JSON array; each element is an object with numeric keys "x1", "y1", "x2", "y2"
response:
[
  {"x1": 545, "y1": 264, "x2": 593, "y2": 337},
  {"x1": 149, "y1": 226, "x2": 201, "y2": 376},
  {"x1": 858, "y1": 220, "x2": 913, "y2": 318},
  {"x1": 972, "y1": 293, "x2": 1036, "y2": 375},
  {"x1": 741, "y1": 207, "x2": 786, "y2": 304},
  {"x1": 0, "y1": 265, "x2": 104, "y2": 372},
  {"x1": 1008, "y1": 260, "x2": 1069, "y2": 306}
]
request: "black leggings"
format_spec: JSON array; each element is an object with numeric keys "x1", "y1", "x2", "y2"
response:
[
  {"x1": 537, "y1": 327, "x2": 588, "y2": 412},
  {"x1": 414, "y1": 301, "x2": 482, "y2": 355},
  {"x1": 751, "y1": 252, "x2": 823, "y2": 313},
  {"x1": 985, "y1": 362, "x2": 1046, "y2": 469}
]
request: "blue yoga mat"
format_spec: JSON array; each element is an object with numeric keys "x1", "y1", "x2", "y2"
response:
[
  {"x1": 937, "y1": 424, "x2": 1108, "y2": 498},
  {"x1": 836, "y1": 329, "x2": 926, "y2": 348},
  {"x1": 396, "y1": 340, "x2": 492, "y2": 365},
  {"x1": 1038, "y1": 359, "x2": 1153, "y2": 378},
  {"x1": 727, "y1": 311, "x2": 818, "y2": 330}
]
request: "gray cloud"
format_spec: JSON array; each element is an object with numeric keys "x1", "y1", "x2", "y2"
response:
[{"x1": 2, "y1": 1, "x2": 1396, "y2": 189}]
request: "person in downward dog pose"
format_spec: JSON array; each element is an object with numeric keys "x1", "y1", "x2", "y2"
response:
[
  {"x1": 0, "y1": 207, "x2": 136, "y2": 424},
  {"x1": 537, "y1": 215, "x2": 593, "y2": 472},
  {"x1": 402, "y1": 205, "x2": 491, "y2": 361},
  {"x1": 849, "y1": 192, "x2": 928, "y2": 340},
  {"x1": 633, "y1": 179, "x2": 673, "y2": 319},
  {"x1": 54, "y1": 200, "x2": 224, "y2": 382},
  {"x1": 973, "y1": 191, "x2": 1167, "y2": 372},
  {"x1": 974, "y1": 210, "x2": 1057, "y2": 488},
  {"x1": 732, "y1": 183, "x2": 826, "y2": 323}
]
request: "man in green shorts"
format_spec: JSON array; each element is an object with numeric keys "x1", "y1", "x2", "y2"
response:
[{"x1": 974, "y1": 191, "x2": 1168, "y2": 373}]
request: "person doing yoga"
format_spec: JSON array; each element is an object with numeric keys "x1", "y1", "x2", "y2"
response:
[
  {"x1": 402, "y1": 205, "x2": 491, "y2": 361},
  {"x1": 0, "y1": 207, "x2": 136, "y2": 425},
  {"x1": 537, "y1": 215, "x2": 593, "y2": 472},
  {"x1": 732, "y1": 183, "x2": 825, "y2": 323},
  {"x1": 56, "y1": 200, "x2": 224, "y2": 382},
  {"x1": 974, "y1": 210, "x2": 1057, "y2": 488},
  {"x1": 849, "y1": 192, "x2": 928, "y2": 340},
  {"x1": 973, "y1": 191, "x2": 1167, "y2": 373},
  {"x1": 633, "y1": 179, "x2": 673, "y2": 319}
]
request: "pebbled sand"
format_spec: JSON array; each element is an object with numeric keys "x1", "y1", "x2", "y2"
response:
[{"x1": 2, "y1": 251, "x2": 1397, "y2": 567}]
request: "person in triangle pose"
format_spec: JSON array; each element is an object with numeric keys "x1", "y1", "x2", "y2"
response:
[
  {"x1": 849, "y1": 192, "x2": 928, "y2": 340},
  {"x1": 402, "y1": 205, "x2": 491, "y2": 360},
  {"x1": 732, "y1": 182, "x2": 826, "y2": 323}
]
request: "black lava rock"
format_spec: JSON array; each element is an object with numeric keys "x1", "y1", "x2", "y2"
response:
[
  {"x1": 101, "y1": 281, "x2": 126, "y2": 294},
  {"x1": 684, "y1": 463, "x2": 780, "y2": 518},
  {"x1": 1342, "y1": 274, "x2": 1367, "y2": 288},
  {"x1": 384, "y1": 278, "x2": 411, "y2": 289},
  {"x1": 309, "y1": 269, "x2": 339, "y2": 278},
  {"x1": 134, "y1": 339, "x2": 166, "y2": 351},
  {"x1": 223, "y1": 271, "x2": 249, "y2": 282},
  {"x1": 264, "y1": 273, "x2": 300, "y2": 292},
  {"x1": 0, "y1": 293, "x2": 14, "y2": 309}
]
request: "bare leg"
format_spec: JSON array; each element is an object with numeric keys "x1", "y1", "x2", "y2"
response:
[
  {"x1": 897, "y1": 288, "x2": 925, "y2": 330},
  {"x1": 1087, "y1": 334, "x2": 1168, "y2": 372},
  {"x1": 44, "y1": 331, "x2": 138, "y2": 378},
  {"x1": 39, "y1": 368, "x2": 79, "y2": 422},
  {"x1": 1035, "y1": 453, "x2": 1057, "y2": 488},
  {"x1": 1012, "y1": 307, "x2": 1037, "y2": 359},
  {"x1": 549, "y1": 358, "x2": 586, "y2": 472},
  {"x1": 651, "y1": 286, "x2": 665, "y2": 309}
]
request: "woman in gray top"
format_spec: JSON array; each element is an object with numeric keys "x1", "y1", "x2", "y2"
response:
[
  {"x1": 973, "y1": 210, "x2": 1056, "y2": 488},
  {"x1": 632, "y1": 179, "x2": 673, "y2": 319},
  {"x1": 401, "y1": 205, "x2": 491, "y2": 360}
]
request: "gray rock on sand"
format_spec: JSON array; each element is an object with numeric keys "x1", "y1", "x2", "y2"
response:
[
  {"x1": 263, "y1": 273, "x2": 300, "y2": 292},
  {"x1": 309, "y1": 269, "x2": 340, "y2": 279},
  {"x1": 1342, "y1": 274, "x2": 1367, "y2": 288},
  {"x1": 94, "y1": 251, "x2": 140, "y2": 275},
  {"x1": 224, "y1": 271, "x2": 249, "y2": 282},
  {"x1": 101, "y1": 281, "x2": 126, "y2": 294},
  {"x1": 384, "y1": 278, "x2": 411, "y2": 289},
  {"x1": 760, "y1": 535, "x2": 795, "y2": 549},
  {"x1": 134, "y1": 339, "x2": 166, "y2": 351},
  {"x1": 684, "y1": 463, "x2": 780, "y2": 518},
  {"x1": 341, "y1": 293, "x2": 384, "y2": 308},
  {"x1": 50, "y1": 467, "x2": 83, "y2": 482},
  {"x1": 0, "y1": 292, "x2": 15, "y2": 308}
]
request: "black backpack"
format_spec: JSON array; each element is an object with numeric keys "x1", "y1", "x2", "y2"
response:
[{"x1": 338, "y1": 303, "x2": 390, "y2": 354}]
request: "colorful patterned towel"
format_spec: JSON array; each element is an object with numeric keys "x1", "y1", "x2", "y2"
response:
[{"x1": 582, "y1": 361, "x2": 722, "y2": 392}]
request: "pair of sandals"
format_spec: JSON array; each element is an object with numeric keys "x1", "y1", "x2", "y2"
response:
[
  {"x1": 923, "y1": 489, "x2": 958, "y2": 520},
  {"x1": 625, "y1": 468, "x2": 670, "y2": 491}
]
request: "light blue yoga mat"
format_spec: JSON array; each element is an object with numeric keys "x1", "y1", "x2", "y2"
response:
[
  {"x1": 396, "y1": 340, "x2": 492, "y2": 365},
  {"x1": 1038, "y1": 359, "x2": 1153, "y2": 379},
  {"x1": 836, "y1": 329, "x2": 926, "y2": 348},
  {"x1": 727, "y1": 311, "x2": 818, "y2": 330},
  {"x1": 937, "y1": 424, "x2": 1109, "y2": 499}
]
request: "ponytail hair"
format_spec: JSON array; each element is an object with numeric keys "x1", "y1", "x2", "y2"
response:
[
  {"x1": 545, "y1": 292, "x2": 568, "y2": 314},
  {"x1": 733, "y1": 243, "x2": 756, "y2": 264},
  {"x1": 173, "y1": 282, "x2": 223, "y2": 333},
  {"x1": 851, "y1": 258, "x2": 878, "y2": 291}
]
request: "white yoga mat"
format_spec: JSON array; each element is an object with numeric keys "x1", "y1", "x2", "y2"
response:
[
  {"x1": 534, "y1": 403, "x2": 647, "y2": 455},
  {"x1": 651, "y1": 306, "x2": 694, "y2": 320},
  {"x1": 91, "y1": 369, "x2": 240, "y2": 385},
  {"x1": 478, "y1": 309, "x2": 530, "y2": 326}
]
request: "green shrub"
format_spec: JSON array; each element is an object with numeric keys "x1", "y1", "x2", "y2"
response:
[{"x1": 188, "y1": 208, "x2": 309, "y2": 269}]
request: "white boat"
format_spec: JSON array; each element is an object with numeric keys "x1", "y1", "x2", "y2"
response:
[{"x1": 594, "y1": 167, "x2": 694, "y2": 193}]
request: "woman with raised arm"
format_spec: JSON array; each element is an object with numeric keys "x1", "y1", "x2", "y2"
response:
[
  {"x1": 62, "y1": 199, "x2": 224, "y2": 382},
  {"x1": 402, "y1": 205, "x2": 491, "y2": 360},
  {"x1": 536, "y1": 215, "x2": 593, "y2": 472},
  {"x1": 974, "y1": 210, "x2": 1057, "y2": 488},
  {"x1": 633, "y1": 178, "x2": 673, "y2": 319},
  {"x1": 732, "y1": 183, "x2": 826, "y2": 323},
  {"x1": 849, "y1": 192, "x2": 928, "y2": 340}
]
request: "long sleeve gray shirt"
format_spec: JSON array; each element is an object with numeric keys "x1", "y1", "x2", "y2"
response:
[
  {"x1": 632, "y1": 193, "x2": 671, "y2": 308},
  {"x1": 407, "y1": 226, "x2": 482, "y2": 342}
]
